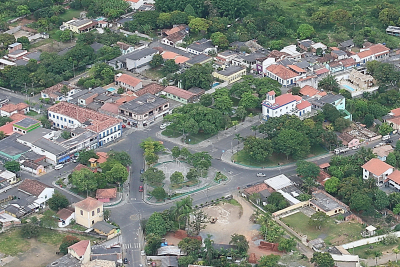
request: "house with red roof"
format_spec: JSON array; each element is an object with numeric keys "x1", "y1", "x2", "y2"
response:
[
  {"x1": 362, "y1": 158, "x2": 394, "y2": 185},
  {"x1": 299, "y1": 85, "x2": 326, "y2": 98},
  {"x1": 262, "y1": 91, "x2": 311, "y2": 119},
  {"x1": 68, "y1": 240, "x2": 91, "y2": 264},
  {"x1": 352, "y1": 43, "x2": 390, "y2": 64},
  {"x1": 162, "y1": 86, "x2": 203, "y2": 104},
  {"x1": 265, "y1": 64, "x2": 305, "y2": 86},
  {"x1": 387, "y1": 170, "x2": 400, "y2": 191},
  {"x1": 0, "y1": 102, "x2": 29, "y2": 117},
  {"x1": 57, "y1": 208, "x2": 75, "y2": 227},
  {"x1": 115, "y1": 73, "x2": 142, "y2": 92},
  {"x1": 47, "y1": 102, "x2": 122, "y2": 147}
]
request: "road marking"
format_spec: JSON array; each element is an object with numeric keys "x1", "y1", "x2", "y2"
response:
[
  {"x1": 130, "y1": 214, "x2": 140, "y2": 221},
  {"x1": 123, "y1": 243, "x2": 140, "y2": 249}
]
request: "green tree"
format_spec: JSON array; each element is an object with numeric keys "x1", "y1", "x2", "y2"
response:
[
  {"x1": 151, "y1": 187, "x2": 167, "y2": 201},
  {"x1": 4, "y1": 161, "x2": 20, "y2": 172},
  {"x1": 144, "y1": 233, "x2": 162, "y2": 255},
  {"x1": 311, "y1": 252, "x2": 334, "y2": 267},
  {"x1": 236, "y1": 106, "x2": 247, "y2": 122},
  {"x1": 170, "y1": 171, "x2": 184, "y2": 184},
  {"x1": 258, "y1": 254, "x2": 280, "y2": 267},
  {"x1": 324, "y1": 177, "x2": 340, "y2": 194},
  {"x1": 374, "y1": 190, "x2": 390, "y2": 210},
  {"x1": 180, "y1": 63, "x2": 213, "y2": 90},
  {"x1": 243, "y1": 136, "x2": 273, "y2": 162},
  {"x1": 330, "y1": 9, "x2": 351, "y2": 27},
  {"x1": 180, "y1": 147, "x2": 191, "y2": 159},
  {"x1": 178, "y1": 237, "x2": 202, "y2": 255},
  {"x1": 267, "y1": 192, "x2": 289, "y2": 211},
  {"x1": 61, "y1": 131, "x2": 71, "y2": 139},
  {"x1": 334, "y1": 117, "x2": 351, "y2": 132},
  {"x1": 278, "y1": 237, "x2": 296, "y2": 252},
  {"x1": 350, "y1": 192, "x2": 372, "y2": 211},
  {"x1": 60, "y1": 30, "x2": 73, "y2": 42},
  {"x1": 296, "y1": 160, "x2": 320, "y2": 179},
  {"x1": 21, "y1": 223, "x2": 40, "y2": 239},
  {"x1": 364, "y1": 113, "x2": 375, "y2": 128},
  {"x1": 200, "y1": 94, "x2": 213, "y2": 107},
  {"x1": 186, "y1": 168, "x2": 199, "y2": 181},
  {"x1": 108, "y1": 151, "x2": 132, "y2": 167},
  {"x1": 171, "y1": 146, "x2": 180, "y2": 159},
  {"x1": 39, "y1": 116, "x2": 52, "y2": 129},
  {"x1": 309, "y1": 211, "x2": 329, "y2": 229},
  {"x1": 318, "y1": 75, "x2": 340, "y2": 93},
  {"x1": 142, "y1": 167, "x2": 165, "y2": 186},
  {"x1": 297, "y1": 24, "x2": 315, "y2": 39},
  {"x1": 379, "y1": 122, "x2": 393, "y2": 136},
  {"x1": 239, "y1": 91, "x2": 259, "y2": 109},
  {"x1": 189, "y1": 18, "x2": 211, "y2": 33},
  {"x1": 210, "y1": 32, "x2": 229, "y2": 49},
  {"x1": 387, "y1": 152, "x2": 397, "y2": 167},
  {"x1": 229, "y1": 234, "x2": 249, "y2": 254},
  {"x1": 69, "y1": 168, "x2": 98, "y2": 194},
  {"x1": 146, "y1": 212, "x2": 167, "y2": 237},
  {"x1": 59, "y1": 235, "x2": 80, "y2": 254},
  {"x1": 162, "y1": 59, "x2": 179, "y2": 74},
  {"x1": 274, "y1": 129, "x2": 310, "y2": 160},
  {"x1": 77, "y1": 150, "x2": 98, "y2": 165},
  {"x1": 40, "y1": 210, "x2": 57, "y2": 228},
  {"x1": 48, "y1": 191, "x2": 69, "y2": 211},
  {"x1": 17, "y1": 5, "x2": 30, "y2": 16},
  {"x1": 103, "y1": 209, "x2": 111, "y2": 221},
  {"x1": 184, "y1": 4, "x2": 196, "y2": 16},
  {"x1": 394, "y1": 203, "x2": 400, "y2": 215},
  {"x1": 214, "y1": 95, "x2": 233, "y2": 115},
  {"x1": 322, "y1": 104, "x2": 341, "y2": 122},
  {"x1": 106, "y1": 162, "x2": 128, "y2": 184}
]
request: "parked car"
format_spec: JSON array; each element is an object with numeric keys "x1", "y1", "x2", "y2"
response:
[
  {"x1": 140, "y1": 169, "x2": 144, "y2": 174},
  {"x1": 386, "y1": 139, "x2": 393, "y2": 144},
  {"x1": 140, "y1": 177, "x2": 144, "y2": 182},
  {"x1": 123, "y1": 258, "x2": 128, "y2": 264},
  {"x1": 54, "y1": 164, "x2": 64, "y2": 170},
  {"x1": 139, "y1": 185, "x2": 144, "y2": 192},
  {"x1": 256, "y1": 173, "x2": 266, "y2": 177},
  {"x1": 160, "y1": 122, "x2": 172, "y2": 130}
]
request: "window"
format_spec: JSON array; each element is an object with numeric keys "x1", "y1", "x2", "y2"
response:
[
  {"x1": 57, "y1": 116, "x2": 59, "y2": 119},
  {"x1": 97, "y1": 208, "x2": 100, "y2": 213},
  {"x1": 92, "y1": 211, "x2": 95, "y2": 216},
  {"x1": 64, "y1": 118, "x2": 66, "y2": 122},
  {"x1": 80, "y1": 210, "x2": 83, "y2": 216}
]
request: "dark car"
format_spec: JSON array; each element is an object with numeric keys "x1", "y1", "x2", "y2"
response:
[
  {"x1": 386, "y1": 139, "x2": 393, "y2": 144},
  {"x1": 140, "y1": 177, "x2": 144, "y2": 182},
  {"x1": 140, "y1": 169, "x2": 145, "y2": 174},
  {"x1": 123, "y1": 258, "x2": 128, "y2": 264},
  {"x1": 139, "y1": 185, "x2": 144, "y2": 192}
]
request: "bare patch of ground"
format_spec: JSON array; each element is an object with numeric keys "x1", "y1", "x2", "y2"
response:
[
  {"x1": 5, "y1": 239, "x2": 59, "y2": 267},
  {"x1": 30, "y1": 40, "x2": 76, "y2": 53}
]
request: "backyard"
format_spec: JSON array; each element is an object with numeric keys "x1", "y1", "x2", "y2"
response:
[
  {"x1": 233, "y1": 145, "x2": 328, "y2": 167},
  {"x1": 281, "y1": 212, "x2": 364, "y2": 246},
  {"x1": 0, "y1": 228, "x2": 101, "y2": 267},
  {"x1": 351, "y1": 242, "x2": 400, "y2": 259}
]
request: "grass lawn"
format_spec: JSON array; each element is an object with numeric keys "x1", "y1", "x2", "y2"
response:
[
  {"x1": 143, "y1": 68, "x2": 164, "y2": 80},
  {"x1": 26, "y1": 110, "x2": 38, "y2": 116},
  {"x1": 281, "y1": 212, "x2": 364, "y2": 246},
  {"x1": 351, "y1": 241, "x2": 399, "y2": 259},
  {"x1": 0, "y1": 229, "x2": 30, "y2": 256},
  {"x1": 170, "y1": 179, "x2": 199, "y2": 190},
  {"x1": 233, "y1": 144, "x2": 328, "y2": 167},
  {"x1": 59, "y1": 9, "x2": 84, "y2": 21},
  {"x1": 37, "y1": 228, "x2": 99, "y2": 245},
  {"x1": 30, "y1": 38, "x2": 54, "y2": 49},
  {"x1": 162, "y1": 128, "x2": 181, "y2": 138}
]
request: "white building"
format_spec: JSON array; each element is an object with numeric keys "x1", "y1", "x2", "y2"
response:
[
  {"x1": 280, "y1": 45, "x2": 301, "y2": 60},
  {"x1": 47, "y1": 102, "x2": 122, "y2": 148},
  {"x1": 262, "y1": 91, "x2": 311, "y2": 120},
  {"x1": 109, "y1": 48, "x2": 158, "y2": 71},
  {"x1": 362, "y1": 158, "x2": 394, "y2": 185},
  {"x1": 115, "y1": 73, "x2": 143, "y2": 92},
  {"x1": 18, "y1": 179, "x2": 54, "y2": 208},
  {"x1": 265, "y1": 64, "x2": 304, "y2": 87},
  {"x1": 187, "y1": 38, "x2": 217, "y2": 55}
]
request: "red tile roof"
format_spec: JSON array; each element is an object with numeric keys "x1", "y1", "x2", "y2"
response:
[
  {"x1": 135, "y1": 83, "x2": 165, "y2": 97},
  {"x1": 162, "y1": 51, "x2": 179, "y2": 60},
  {"x1": 268, "y1": 91, "x2": 275, "y2": 96},
  {"x1": 340, "y1": 58, "x2": 356, "y2": 67},
  {"x1": 96, "y1": 152, "x2": 108, "y2": 164},
  {"x1": 57, "y1": 208, "x2": 74, "y2": 220},
  {"x1": 0, "y1": 120, "x2": 19, "y2": 135},
  {"x1": 315, "y1": 68, "x2": 329, "y2": 75},
  {"x1": 244, "y1": 183, "x2": 270, "y2": 195},
  {"x1": 274, "y1": 93, "x2": 301, "y2": 107},
  {"x1": 288, "y1": 65, "x2": 306, "y2": 73},
  {"x1": 116, "y1": 74, "x2": 142, "y2": 88},
  {"x1": 391, "y1": 108, "x2": 400, "y2": 117},
  {"x1": 0, "y1": 103, "x2": 28, "y2": 113},
  {"x1": 42, "y1": 83, "x2": 72, "y2": 99},
  {"x1": 362, "y1": 158, "x2": 394, "y2": 176},
  {"x1": 299, "y1": 85, "x2": 319, "y2": 97},
  {"x1": 74, "y1": 164, "x2": 90, "y2": 172},
  {"x1": 75, "y1": 197, "x2": 103, "y2": 211},
  {"x1": 368, "y1": 44, "x2": 390, "y2": 56},
  {"x1": 357, "y1": 50, "x2": 372, "y2": 59},
  {"x1": 319, "y1": 163, "x2": 330, "y2": 169},
  {"x1": 116, "y1": 42, "x2": 132, "y2": 51},
  {"x1": 18, "y1": 179, "x2": 50, "y2": 196},
  {"x1": 165, "y1": 25, "x2": 186, "y2": 36},
  {"x1": 100, "y1": 102, "x2": 120, "y2": 114},
  {"x1": 317, "y1": 170, "x2": 330, "y2": 186},
  {"x1": 96, "y1": 188, "x2": 117, "y2": 199},
  {"x1": 48, "y1": 102, "x2": 121, "y2": 133},
  {"x1": 388, "y1": 170, "x2": 400, "y2": 185},
  {"x1": 69, "y1": 240, "x2": 90, "y2": 257},
  {"x1": 10, "y1": 113, "x2": 27, "y2": 121},
  {"x1": 175, "y1": 56, "x2": 190, "y2": 64},
  {"x1": 296, "y1": 100, "x2": 311, "y2": 110},
  {"x1": 115, "y1": 95, "x2": 137, "y2": 105},
  {"x1": 266, "y1": 64, "x2": 299, "y2": 80},
  {"x1": 163, "y1": 86, "x2": 196, "y2": 100}
]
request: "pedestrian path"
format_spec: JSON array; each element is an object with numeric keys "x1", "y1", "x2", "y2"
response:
[{"x1": 123, "y1": 243, "x2": 141, "y2": 249}]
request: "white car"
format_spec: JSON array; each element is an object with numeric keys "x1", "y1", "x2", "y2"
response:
[
  {"x1": 256, "y1": 172, "x2": 266, "y2": 177},
  {"x1": 160, "y1": 122, "x2": 172, "y2": 130},
  {"x1": 54, "y1": 164, "x2": 64, "y2": 170}
]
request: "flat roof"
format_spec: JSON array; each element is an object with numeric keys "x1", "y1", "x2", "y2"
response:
[
  {"x1": 33, "y1": 138, "x2": 67, "y2": 155},
  {"x1": 186, "y1": 54, "x2": 211, "y2": 65},
  {"x1": 14, "y1": 117, "x2": 39, "y2": 128},
  {"x1": 17, "y1": 128, "x2": 53, "y2": 144},
  {"x1": 0, "y1": 134, "x2": 30, "y2": 157},
  {"x1": 264, "y1": 174, "x2": 293, "y2": 190},
  {"x1": 217, "y1": 66, "x2": 245, "y2": 76},
  {"x1": 310, "y1": 191, "x2": 347, "y2": 212},
  {"x1": 119, "y1": 93, "x2": 168, "y2": 115}
]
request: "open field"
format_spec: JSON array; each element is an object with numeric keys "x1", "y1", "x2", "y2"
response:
[{"x1": 281, "y1": 212, "x2": 363, "y2": 246}]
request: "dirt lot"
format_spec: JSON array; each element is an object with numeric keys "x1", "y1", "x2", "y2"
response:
[
  {"x1": 165, "y1": 197, "x2": 281, "y2": 261},
  {"x1": 4, "y1": 239, "x2": 59, "y2": 267}
]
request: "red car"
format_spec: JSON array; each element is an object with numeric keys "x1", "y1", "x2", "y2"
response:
[{"x1": 139, "y1": 185, "x2": 144, "y2": 192}]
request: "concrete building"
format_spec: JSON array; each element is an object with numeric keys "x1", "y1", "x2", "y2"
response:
[
  {"x1": 61, "y1": 19, "x2": 98, "y2": 33},
  {"x1": 74, "y1": 197, "x2": 103, "y2": 228},
  {"x1": 212, "y1": 66, "x2": 246, "y2": 84},
  {"x1": 118, "y1": 93, "x2": 169, "y2": 127},
  {"x1": 18, "y1": 179, "x2": 54, "y2": 208},
  {"x1": 115, "y1": 73, "x2": 143, "y2": 92},
  {"x1": 0, "y1": 134, "x2": 30, "y2": 162},
  {"x1": 162, "y1": 86, "x2": 202, "y2": 104},
  {"x1": 57, "y1": 208, "x2": 75, "y2": 228},
  {"x1": 0, "y1": 102, "x2": 29, "y2": 117},
  {"x1": 265, "y1": 64, "x2": 304, "y2": 87},
  {"x1": 0, "y1": 170, "x2": 17, "y2": 184},
  {"x1": 309, "y1": 190, "x2": 348, "y2": 216},
  {"x1": 68, "y1": 240, "x2": 91, "y2": 264},
  {"x1": 41, "y1": 82, "x2": 77, "y2": 102},
  {"x1": 187, "y1": 39, "x2": 216, "y2": 55},
  {"x1": 108, "y1": 48, "x2": 158, "y2": 70},
  {"x1": 12, "y1": 117, "x2": 40, "y2": 134},
  {"x1": 262, "y1": 91, "x2": 311, "y2": 120},
  {"x1": 362, "y1": 158, "x2": 394, "y2": 185}
]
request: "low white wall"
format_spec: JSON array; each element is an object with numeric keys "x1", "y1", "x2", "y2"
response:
[{"x1": 341, "y1": 231, "x2": 400, "y2": 249}]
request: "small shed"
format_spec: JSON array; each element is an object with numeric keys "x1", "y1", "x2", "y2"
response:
[
  {"x1": 96, "y1": 188, "x2": 117, "y2": 203},
  {"x1": 363, "y1": 225, "x2": 376, "y2": 237}
]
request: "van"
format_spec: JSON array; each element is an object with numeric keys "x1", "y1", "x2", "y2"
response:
[{"x1": 382, "y1": 135, "x2": 390, "y2": 140}]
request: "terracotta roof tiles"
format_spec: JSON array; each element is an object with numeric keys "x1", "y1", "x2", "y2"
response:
[
  {"x1": 57, "y1": 208, "x2": 74, "y2": 220},
  {"x1": 18, "y1": 179, "x2": 50, "y2": 196},
  {"x1": 299, "y1": 85, "x2": 319, "y2": 97},
  {"x1": 74, "y1": 197, "x2": 103, "y2": 211},
  {"x1": 0, "y1": 103, "x2": 28, "y2": 113},
  {"x1": 96, "y1": 188, "x2": 117, "y2": 199},
  {"x1": 266, "y1": 64, "x2": 299, "y2": 80},
  {"x1": 163, "y1": 86, "x2": 196, "y2": 100},
  {"x1": 135, "y1": 83, "x2": 164, "y2": 97},
  {"x1": 388, "y1": 170, "x2": 400, "y2": 185},
  {"x1": 115, "y1": 74, "x2": 142, "y2": 88},
  {"x1": 362, "y1": 158, "x2": 394, "y2": 176},
  {"x1": 69, "y1": 240, "x2": 90, "y2": 257}
]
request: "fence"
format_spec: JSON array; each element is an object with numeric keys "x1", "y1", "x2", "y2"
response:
[{"x1": 341, "y1": 231, "x2": 400, "y2": 250}]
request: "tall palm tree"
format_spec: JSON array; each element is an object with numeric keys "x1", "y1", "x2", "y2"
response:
[
  {"x1": 174, "y1": 197, "x2": 193, "y2": 229},
  {"x1": 234, "y1": 134, "x2": 242, "y2": 146},
  {"x1": 251, "y1": 125, "x2": 258, "y2": 137}
]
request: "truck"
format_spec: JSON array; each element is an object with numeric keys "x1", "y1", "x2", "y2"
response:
[
  {"x1": 382, "y1": 135, "x2": 390, "y2": 140},
  {"x1": 334, "y1": 147, "x2": 350, "y2": 155}
]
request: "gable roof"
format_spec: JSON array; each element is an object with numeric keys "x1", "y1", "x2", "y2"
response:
[
  {"x1": 244, "y1": 183, "x2": 271, "y2": 195},
  {"x1": 57, "y1": 208, "x2": 74, "y2": 220},
  {"x1": 135, "y1": 83, "x2": 165, "y2": 97},
  {"x1": 362, "y1": 158, "x2": 394, "y2": 176},
  {"x1": 296, "y1": 100, "x2": 311, "y2": 110},
  {"x1": 388, "y1": 170, "x2": 400, "y2": 185},
  {"x1": 163, "y1": 86, "x2": 196, "y2": 100},
  {"x1": 266, "y1": 64, "x2": 299, "y2": 80},
  {"x1": 74, "y1": 197, "x2": 103, "y2": 211},
  {"x1": 273, "y1": 93, "x2": 301, "y2": 107},
  {"x1": 391, "y1": 108, "x2": 400, "y2": 117},
  {"x1": 299, "y1": 85, "x2": 319, "y2": 97},
  {"x1": 18, "y1": 179, "x2": 50, "y2": 196},
  {"x1": 96, "y1": 188, "x2": 117, "y2": 199},
  {"x1": 115, "y1": 74, "x2": 142, "y2": 88},
  {"x1": 0, "y1": 102, "x2": 29, "y2": 113},
  {"x1": 69, "y1": 240, "x2": 90, "y2": 257}
]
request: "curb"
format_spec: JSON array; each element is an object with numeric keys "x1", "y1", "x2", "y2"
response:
[{"x1": 52, "y1": 181, "x2": 84, "y2": 200}]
